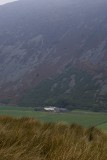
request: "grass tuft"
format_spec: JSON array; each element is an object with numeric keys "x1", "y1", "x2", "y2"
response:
[{"x1": 0, "y1": 116, "x2": 107, "y2": 160}]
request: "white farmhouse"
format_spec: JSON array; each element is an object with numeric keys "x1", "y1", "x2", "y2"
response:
[{"x1": 44, "y1": 107, "x2": 56, "y2": 112}]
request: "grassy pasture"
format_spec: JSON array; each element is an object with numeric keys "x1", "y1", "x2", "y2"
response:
[{"x1": 0, "y1": 105, "x2": 107, "y2": 130}]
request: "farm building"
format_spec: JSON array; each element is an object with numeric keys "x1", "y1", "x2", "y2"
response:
[
  {"x1": 44, "y1": 107, "x2": 56, "y2": 112},
  {"x1": 44, "y1": 106, "x2": 68, "y2": 113}
]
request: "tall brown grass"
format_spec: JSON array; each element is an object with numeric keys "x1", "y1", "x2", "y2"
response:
[{"x1": 0, "y1": 116, "x2": 107, "y2": 160}]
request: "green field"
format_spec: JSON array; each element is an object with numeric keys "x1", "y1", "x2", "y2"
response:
[{"x1": 0, "y1": 105, "x2": 107, "y2": 130}]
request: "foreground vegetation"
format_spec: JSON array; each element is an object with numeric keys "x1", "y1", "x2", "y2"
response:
[{"x1": 0, "y1": 116, "x2": 107, "y2": 160}]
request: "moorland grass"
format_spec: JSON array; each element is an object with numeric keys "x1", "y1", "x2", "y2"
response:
[{"x1": 0, "y1": 116, "x2": 107, "y2": 160}]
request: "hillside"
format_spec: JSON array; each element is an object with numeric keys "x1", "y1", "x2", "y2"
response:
[
  {"x1": 0, "y1": 116, "x2": 107, "y2": 160},
  {"x1": 0, "y1": 0, "x2": 107, "y2": 110}
]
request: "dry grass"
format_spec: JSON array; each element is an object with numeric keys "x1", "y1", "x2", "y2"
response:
[{"x1": 0, "y1": 116, "x2": 107, "y2": 160}]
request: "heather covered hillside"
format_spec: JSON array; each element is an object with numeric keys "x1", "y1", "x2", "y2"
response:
[
  {"x1": 0, "y1": 116, "x2": 107, "y2": 160},
  {"x1": 0, "y1": 0, "x2": 107, "y2": 110}
]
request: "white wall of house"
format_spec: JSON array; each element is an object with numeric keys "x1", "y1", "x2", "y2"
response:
[{"x1": 44, "y1": 107, "x2": 56, "y2": 111}]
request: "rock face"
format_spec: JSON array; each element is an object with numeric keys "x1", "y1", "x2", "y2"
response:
[{"x1": 0, "y1": 0, "x2": 107, "y2": 110}]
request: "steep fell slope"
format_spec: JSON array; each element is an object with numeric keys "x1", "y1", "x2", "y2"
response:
[{"x1": 0, "y1": 0, "x2": 107, "y2": 110}]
